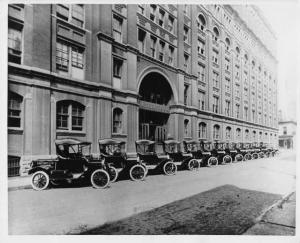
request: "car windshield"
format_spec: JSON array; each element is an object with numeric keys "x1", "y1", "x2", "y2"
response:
[
  {"x1": 165, "y1": 143, "x2": 181, "y2": 153},
  {"x1": 101, "y1": 144, "x2": 122, "y2": 155}
]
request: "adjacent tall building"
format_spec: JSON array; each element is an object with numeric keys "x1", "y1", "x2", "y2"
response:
[{"x1": 8, "y1": 4, "x2": 279, "y2": 175}]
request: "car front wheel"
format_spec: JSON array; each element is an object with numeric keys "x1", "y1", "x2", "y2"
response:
[
  {"x1": 163, "y1": 161, "x2": 177, "y2": 175},
  {"x1": 108, "y1": 166, "x2": 118, "y2": 183},
  {"x1": 129, "y1": 164, "x2": 146, "y2": 181},
  {"x1": 207, "y1": 157, "x2": 218, "y2": 167},
  {"x1": 31, "y1": 171, "x2": 50, "y2": 191},
  {"x1": 90, "y1": 169, "x2": 110, "y2": 189},
  {"x1": 223, "y1": 155, "x2": 232, "y2": 164},
  {"x1": 187, "y1": 159, "x2": 199, "y2": 171}
]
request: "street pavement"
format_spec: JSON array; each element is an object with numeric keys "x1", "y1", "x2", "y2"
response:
[{"x1": 8, "y1": 151, "x2": 296, "y2": 234}]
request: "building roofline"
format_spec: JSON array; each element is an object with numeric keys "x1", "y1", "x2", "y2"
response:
[{"x1": 278, "y1": 121, "x2": 297, "y2": 125}]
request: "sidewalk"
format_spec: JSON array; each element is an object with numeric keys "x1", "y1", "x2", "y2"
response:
[
  {"x1": 8, "y1": 176, "x2": 32, "y2": 191},
  {"x1": 244, "y1": 192, "x2": 296, "y2": 235}
]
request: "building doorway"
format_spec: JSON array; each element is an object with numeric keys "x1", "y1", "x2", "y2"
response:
[{"x1": 138, "y1": 72, "x2": 174, "y2": 142}]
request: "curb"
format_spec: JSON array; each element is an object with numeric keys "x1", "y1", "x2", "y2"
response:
[{"x1": 8, "y1": 184, "x2": 32, "y2": 192}]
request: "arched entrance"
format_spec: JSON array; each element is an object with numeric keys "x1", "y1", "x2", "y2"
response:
[{"x1": 138, "y1": 72, "x2": 174, "y2": 142}]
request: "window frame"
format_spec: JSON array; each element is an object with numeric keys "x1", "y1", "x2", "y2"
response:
[{"x1": 112, "y1": 107, "x2": 123, "y2": 134}]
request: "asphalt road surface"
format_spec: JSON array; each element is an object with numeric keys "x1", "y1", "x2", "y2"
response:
[{"x1": 8, "y1": 151, "x2": 295, "y2": 234}]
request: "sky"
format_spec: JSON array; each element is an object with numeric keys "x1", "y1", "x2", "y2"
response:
[{"x1": 258, "y1": 1, "x2": 299, "y2": 121}]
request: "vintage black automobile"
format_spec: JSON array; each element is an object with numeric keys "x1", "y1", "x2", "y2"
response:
[
  {"x1": 163, "y1": 140, "x2": 198, "y2": 170},
  {"x1": 260, "y1": 142, "x2": 270, "y2": 158},
  {"x1": 29, "y1": 138, "x2": 110, "y2": 190},
  {"x1": 250, "y1": 142, "x2": 260, "y2": 159},
  {"x1": 239, "y1": 142, "x2": 252, "y2": 161},
  {"x1": 224, "y1": 142, "x2": 242, "y2": 162},
  {"x1": 200, "y1": 140, "x2": 218, "y2": 166},
  {"x1": 182, "y1": 140, "x2": 203, "y2": 168},
  {"x1": 98, "y1": 138, "x2": 146, "y2": 182},
  {"x1": 212, "y1": 141, "x2": 232, "y2": 164},
  {"x1": 135, "y1": 139, "x2": 176, "y2": 176}
]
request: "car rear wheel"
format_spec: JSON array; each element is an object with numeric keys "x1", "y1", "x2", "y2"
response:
[
  {"x1": 31, "y1": 171, "x2": 50, "y2": 191},
  {"x1": 187, "y1": 159, "x2": 199, "y2": 171},
  {"x1": 90, "y1": 169, "x2": 110, "y2": 189},
  {"x1": 108, "y1": 166, "x2": 118, "y2": 183},
  {"x1": 207, "y1": 157, "x2": 218, "y2": 167},
  {"x1": 244, "y1": 153, "x2": 252, "y2": 161},
  {"x1": 259, "y1": 152, "x2": 265, "y2": 158},
  {"x1": 129, "y1": 164, "x2": 146, "y2": 181},
  {"x1": 235, "y1": 154, "x2": 243, "y2": 162},
  {"x1": 163, "y1": 161, "x2": 177, "y2": 175},
  {"x1": 252, "y1": 153, "x2": 259, "y2": 160},
  {"x1": 223, "y1": 155, "x2": 232, "y2": 164}
]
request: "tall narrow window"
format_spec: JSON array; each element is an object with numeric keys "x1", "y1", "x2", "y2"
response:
[
  {"x1": 198, "y1": 91, "x2": 205, "y2": 110},
  {"x1": 235, "y1": 103, "x2": 240, "y2": 118},
  {"x1": 113, "y1": 15, "x2": 123, "y2": 43},
  {"x1": 138, "y1": 28, "x2": 146, "y2": 53},
  {"x1": 198, "y1": 14, "x2": 206, "y2": 31},
  {"x1": 113, "y1": 58, "x2": 123, "y2": 89},
  {"x1": 138, "y1": 5, "x2": 144, "y2": 15},
  {"x1": 244, "y1": 106, "x2": 248, "y2": 120},
  {"x1": 252, "y1": 109, "x2": 255, "y2": 122},
  {"x1": 213, "y1": 72, "x2": 219, "y2": 88},
  {"x1": 168, "y1": 15, "x2": 174, "y2": 33},
  {"x1": 245, "y1": 129, "x2": 249, "y2": 141},
  {"x1": 168, "y1": 45, "x2": 174, "y2": 66},
  {"x1": 150, "y1": 4, "x2": 157, "y2": 21},
  {"x1": 56, "y1": 41, "x2": 69, "y2": 71},
  {"x1": 212, "y1": 49, "x2": 218, "y2": 64},
  {"x1": 71, "y1": 4, "x2": 84, "y2": 27},
  {"x1": 72, "y1": 103, "x2": 84, "y2": 131},
  {"x1": 183, "y1": 25, "x2": 189, "y2": 43},
  {"x1": 212, "y1": 27, "x2": 219, "y2": 42},
  {"x1": 184, "y1": 53, "x2": 189, "y2": 71},
  {"x1": 225, "y1": 78, "x2": 230, "y2": 92},
  {"x1": 113, "y1": 108, "x2": 123, "y2": 134},
  {"x1": 198, "y1": 122, "x2": 207, "y2": 138},
  {"x1": 159, "y1": 9, "x2": 165, "y2": 26},
  {"x1": 213, "y1": 96, "x2": 219, "y2": 113},
  {"x1": 225, "y1": 100, "x2": 230, "y2": 116},
  {"x1": 225, "y1": 127, "x2": 232, "y2": 140},
  {"x1": 8, "y1": 92, "x2": 22, "y2": 128},
  {"x1": 8, "y1": 25, "x2": 22, "y2": 64},
  {"x1": 225, "y1": 37, "x2": 231, "y2": 51},
  {"x1": 184, "y1": 84, "x2": 189, "y2": 106},
  {"x1": 159, "y1": 41, "x2": 165, "y2": 62},
  {"x1": 150, "y1": 36, "x2": 157, "y2": 58},
  {"x1": 197, "y1": 38, "x2": 205, "y2": 55},
  {"x1": 184, "y1": 119, "x2": 190, "y2": 137},
  {"x1": 213, "y1": 125, "x2": 220, "y2": 140},
  {"x1": 56, "y1": 4, "x2": 69, "y2": 21},
  {"x1": 236, "y1": 128, "x2": 241, "y2": 140},
  {"x1": 198, "y1": 64, "x2": 205, "y2": 82}
]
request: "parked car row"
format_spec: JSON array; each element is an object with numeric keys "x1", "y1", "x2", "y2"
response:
[{"x1": 29, "y1": 138, "x2": 279, "y2": 191}]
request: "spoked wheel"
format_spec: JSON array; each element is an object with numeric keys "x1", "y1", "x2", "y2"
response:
[
  {"x1": 207, "y1": 157, "x2": 218, "y2": 167},
  {"x1": 129, "y1": 164, "x2": 146, "y2": 181},
  {"x1": 163, "y1": 161, "x2": 177, "y2": 175},
  {"x1": 265, "y1": 152, "x2": 270, "y2": 158},
  {"x1": 31, "y1": 171, "x2": 50, "y2": 191},
  {"x1": 187, "y1": 159, "x2": 199, "y2": 171},
  {"x1": 235, "y1": 154, "x2": 243, "y2": 162},
  {"x1": 222, "y1": 155, "x2": 232, "y2": 164},
  {"x1": 252, "y1": 153, "x2": 259, "y2": 160},
  {"x1": 108, "y1": 166, "x2": 118, "y2": 183},
  {"x1": 244, "y1": 153, "x2": 252, "y2": 161},
  {"x1": 259, "y1": 152, "x2": 265, "y2": 159},
  {"x1": 90, "y1": 169, "x2": 110, "y2": 189}
]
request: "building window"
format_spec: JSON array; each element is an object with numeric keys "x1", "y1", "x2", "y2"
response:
[
  {"x1": 212, "y1": 27, "x2": 219, "y2": 42},
  {"x1": 283, "y1": 126, "x2": 287, "y2": 135},
  {"x1": 244, "y1": 106, "x2": 248, "y2": 120},
  {"x1": 245, "y1": 129, "x2": 249, "y2": 141},
  {"x1": 253, "y1": 131, "x2": 256, "y2": 141},
  {"x1": 212, "y1": 49, "x2": 218, "y2": 64},
  {"x1": 184, "y1": 53, "x2": 189, "y2": 71},
  {"x1": 213, "y1": 96, "x2": 219, "y2": 113},
  {"x1": 113, "y1": 58, "x2": 123, "y2": 89},
  {"x1": 168, "y1": 15, "x2": 174, "y2": 33},
  {"x1": 184, "y1": 84, "x2": 189, "y2": 106},
  {"x1": 198, "y1": 64, "x2": 205, "y2": 82},
  {"x1": 198, "y1": 122, "x2": 207, "y2": 138},
  {"x1": 184, "y1": 119, "x2": 190, "y2": 137},
  {"x1": 8, "y1": 92, "x2": 22, "y2": 128},
  {"x1": 56, "y1": 40, "x2": 84, "y2": 79},
  {"x1": 236, "y1": 128, "x2": 241, "y2": 140},
  {"x1": 113, "y1": 108, "x2": 123, "y2": 134},
  {"x1": 225, "y1": 100, "x2": 230, "y2": 116},
  {"x1": 225, "y1": 127, "x2": 232, "y2": 140},
  {"x1": 225, "y1": 37, "x2": 231, "y2": 51},
  {"x1": 57, "y1": 101, "x2": 84, "y2": 131},
  {"x1": 113, "y1": 15, "x2": 123, "y2": 43},
  {"x1": 183, "y1": 5, "x2": 189, "y2": 15},
  {"x1": 225, "y1": 78, "x2": 230, "y2": 92},
  {"x1": 213, "y1": 72, "x2": 219, "y2": 88},
  {"x1": 213, "y1": 124, "x2": 220, "y2": 140},
  {"x1": 252, "y1": 109, "x2": 255, "y2": 122},
  {"x1": 138, "y1": 5, "x2": 144, "y2": 15},
  {"x1": 8, "y1": 25, "x2": 22, "y2": 64},
  {"x1": 168, "y1": 45, "x2": 174, "y2": 66},
  {"x1": 159, "y1": 9, "x2": 165, "y2": 26},
  {"x1": 150, "y1": 4, "x2": 157, "y2": 21},
  {"x1": 235, "y1": 46, "x2": 240, "y2": 58},
  {"x1": 198, "y1": 91, "x2": 205, "y2": 110},
  {"x1": 225, "y1": 58, "x2": 230, "y2": 71},
  {"x1": 197, "y1": 38, "x2": 205, "y2": 55},
  {"x1": 57, "y1": 4, "x2": 84, "y2": 28},
  {"x1": 244, "y1": 54, "x2": 248, "y2": 65},
  {"x1": 235, "y1": 103, "x2": 240, "y2": 118},
  {"x1": 138, "y1": 28, "x2": 146, "y2": 53},
  {"x1": 197, "y1": 14, "x2": 206, "y2": 31},
  {"x1": 150, "y1": 36, "x2": 157, "y2": 58},
  {"x1": 159, "y1": 41, "x2": 165, "y2": 62},
  {"x1": 183, "y1": 25, "x2": 189, "y2": 43}
]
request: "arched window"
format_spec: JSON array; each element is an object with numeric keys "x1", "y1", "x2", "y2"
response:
[
  {"x1": 244, "y1": 53, "x2": 248, "y2": 65},
  {"x1": 245, "y1": 129, "x2": 249, "y2": 140},
  {"x1": 8, "y1": 91, "x2": 23, "y2": 128},
  {"x1": 213, "y1": 124, "x2": 220, "y2": 140},
  {"x1": 235, "y1": 46, "x2": 240, "y2": 58},
  {"x1": 197, "y1": 14, "x2": 206, "y2": 31},
  {"x1": 236, "y1": 128, "x2": 241, "y2": 140},
  {"x1": 184, "y1": 119, "x2": 190, "y2": 137},
  {"x1": 253, "y1": 130, "x2": 256, "y2": 141},
  {"x1": 57, "y1": 100, "x2": 85, "y2": 131},
  {"x1": 265, "y1": 132, "x2": 268, "y2": 140},
  {"x1": 259, "y1": 131, "x2": 263, "y2": 141},
  {"x1": 225, "y1": 37, "x2": 231, "y2": 51},
  {"x1": 113, "y1": 108, "x2": 123, "y2": 134},
  {"x1": 198, "y1": 122, "x2": 207, "y2": 139},
  {"x1": 225, "y1": 126, "x2": 232, "y2": 140},
  {"x1": 213, "y1": 27, "x2": 219, "y2": 41},
  {"x1": 252, "y1": 60, "x2": 255, "y2": 70}
]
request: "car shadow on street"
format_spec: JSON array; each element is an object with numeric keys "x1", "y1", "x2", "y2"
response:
[{"x1": 79, "y1": 184, "x2": 283, "y2": 235}]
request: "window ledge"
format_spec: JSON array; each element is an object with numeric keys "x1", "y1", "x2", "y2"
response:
[
  {"x1": 8, "y1": 128, "x2": 23, "y2": 134},
  {"x1": 112, "y1": 133, "x2": 127, "y2": 138},
  {"x1": 56, "y1": 130, "x2": 86, "y2": 136}
]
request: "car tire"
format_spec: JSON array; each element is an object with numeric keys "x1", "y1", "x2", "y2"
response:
[
  {"x1": 207, "y1": 157, "x2": 218, "y2": 167},
  {"x1": 223, "y1": 155, "x2": 232, "y2": 164},
  {"x1": 187, "y1": 159, "x2": 199, "y2": 171},
  {"x1": 235, "y1": 154, "x2": 243, "y2": 162},
  {"x1": 163, "y1": 161, "x2": 177, "y2": 175},
  {"x1": 108, "y1": 166, "x2": 118, "y2": 183},
  {"x1": 90, "y1": 169, "x2": 110, "y2": 189},
  {"x1": 31, "y1": 171, "x2": 50, "y2": 191},
  {"x1": 129, "y1": 164, "x2": 146, "y2": 181}
]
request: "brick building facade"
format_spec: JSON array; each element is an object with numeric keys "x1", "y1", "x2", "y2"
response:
[{"x1": 8, "y1": 4, "x2": 278, "y2": 174}]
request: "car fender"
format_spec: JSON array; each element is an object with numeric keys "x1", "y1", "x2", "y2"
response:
[{"x1": 28, "y1": 165, "x2": 52, "y2": 175}]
